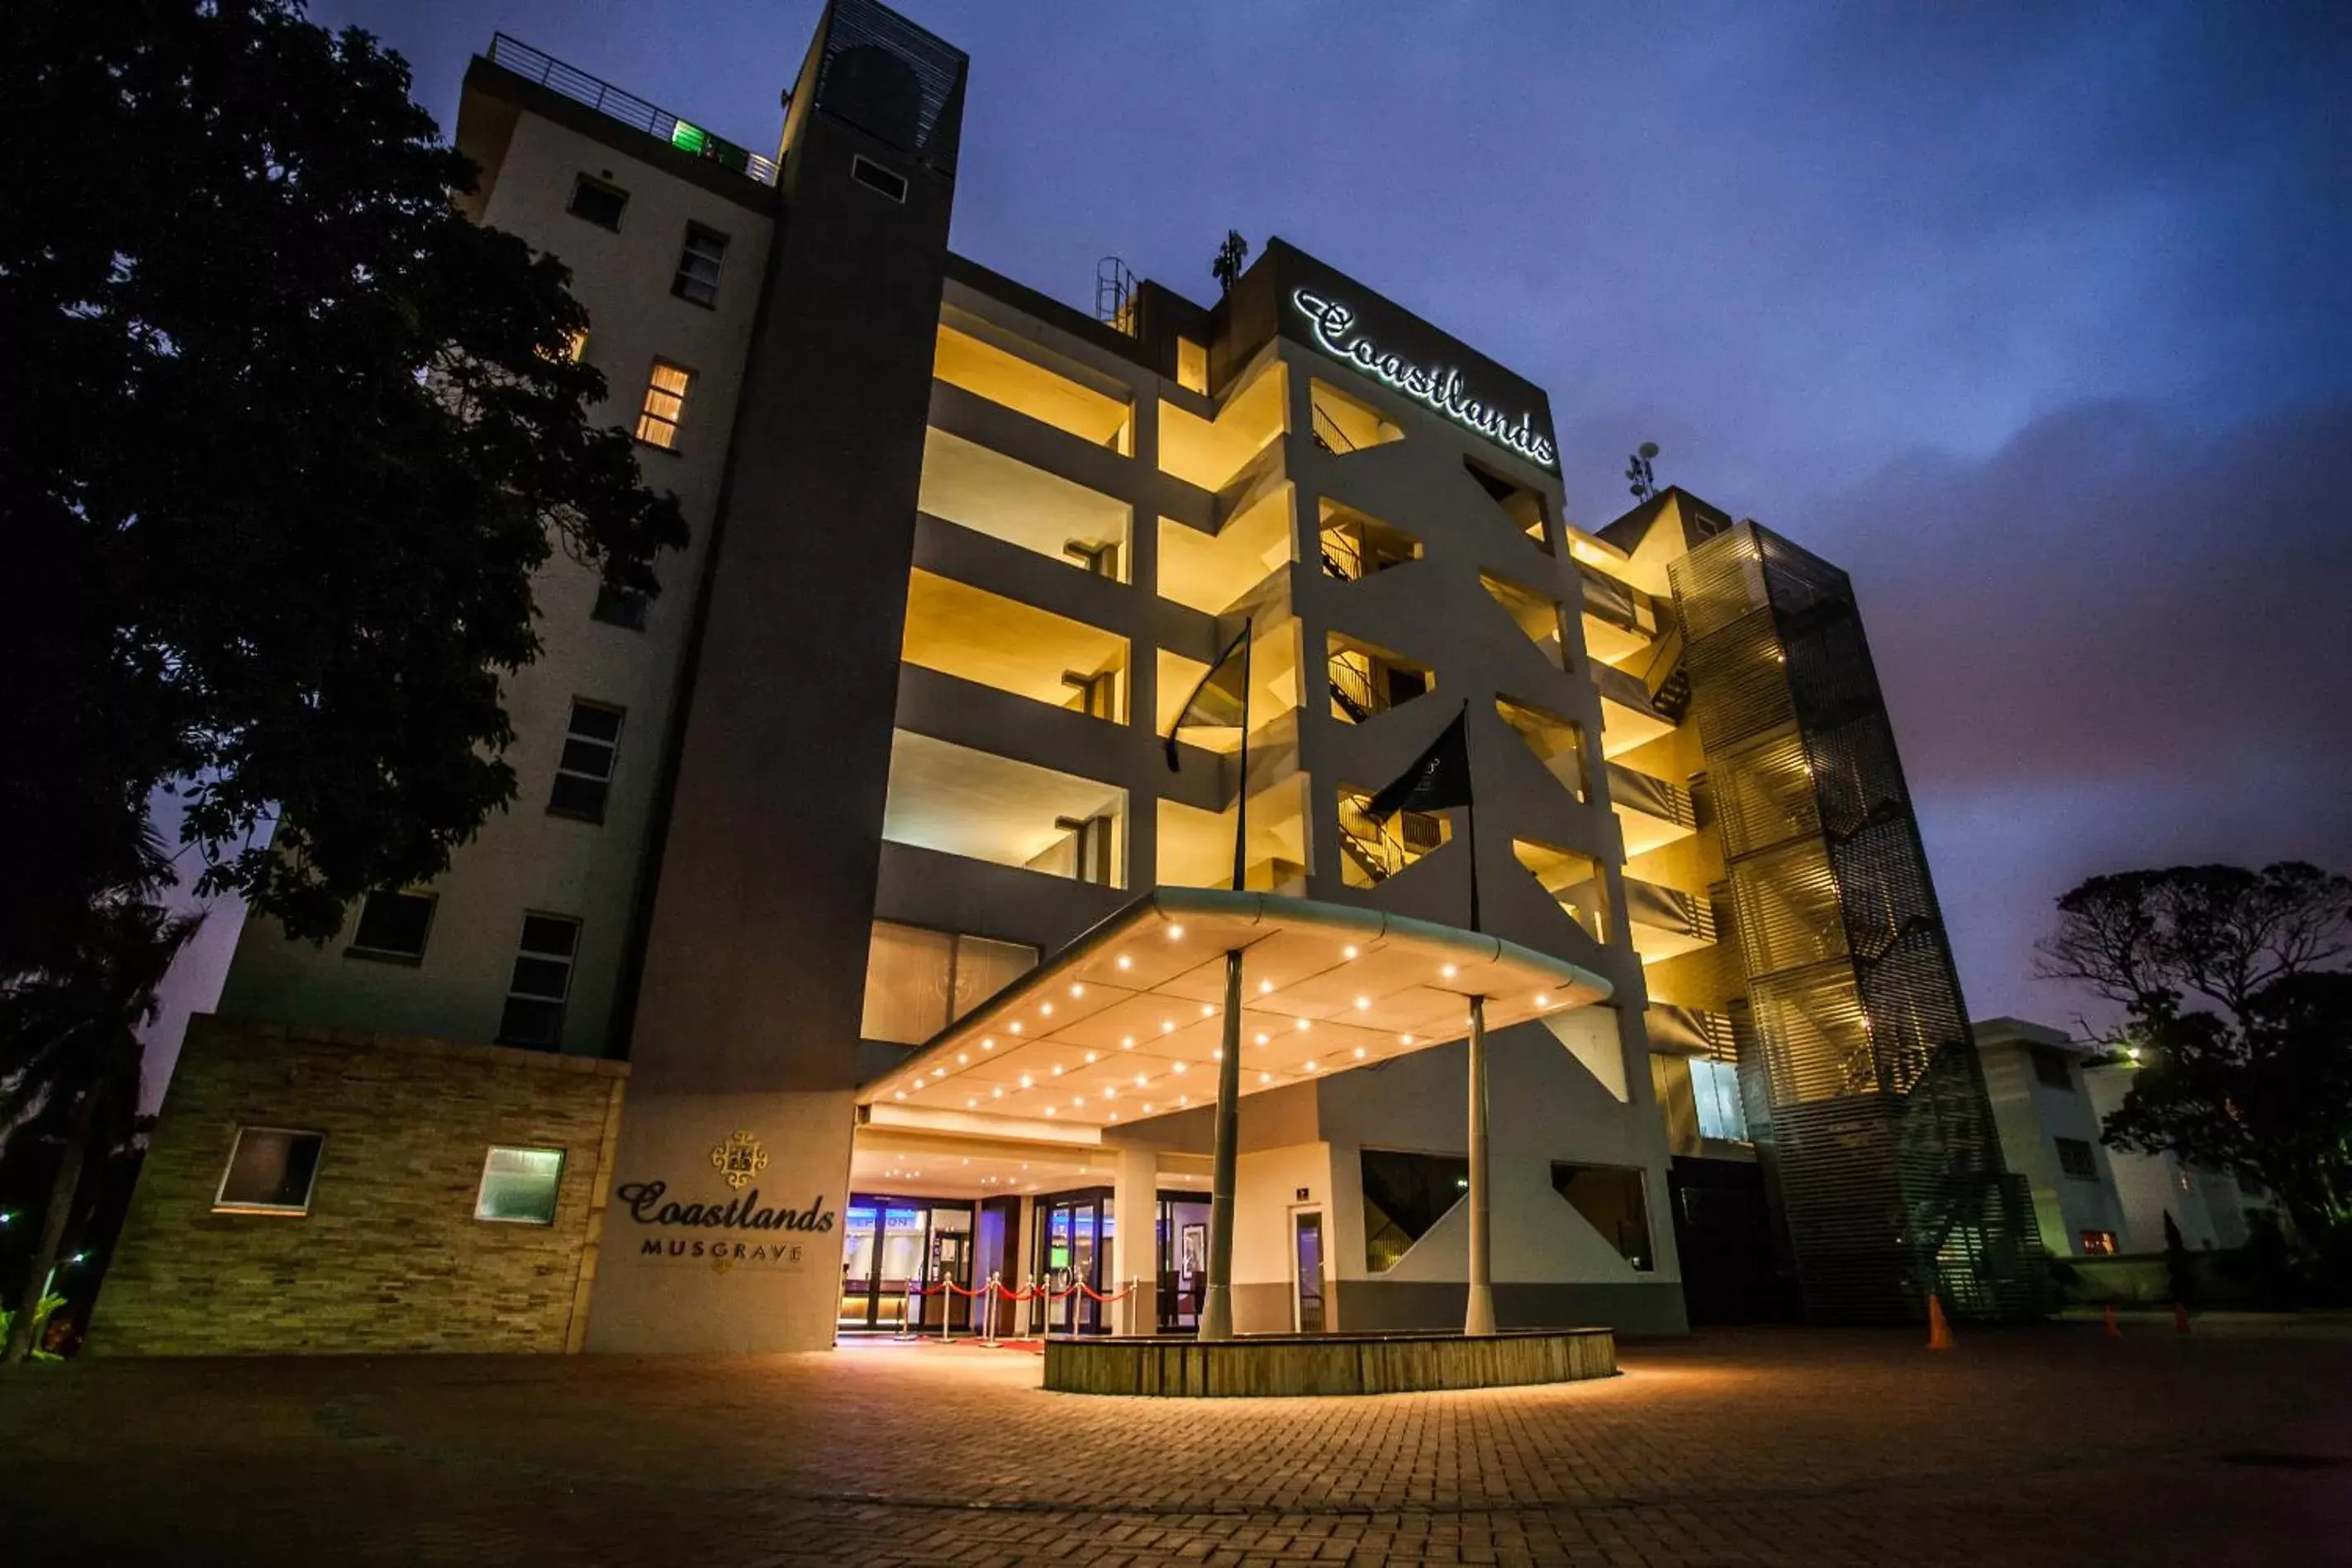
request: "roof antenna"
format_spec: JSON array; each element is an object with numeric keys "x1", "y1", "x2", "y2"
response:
[{"x1": 1625, "y1": 441, "x2": 1660, "y2": 501}]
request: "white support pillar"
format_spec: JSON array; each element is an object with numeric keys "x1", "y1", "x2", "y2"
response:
[
  {"x1": 1465, "y1": 995, "x2": 1497, "y2": 1337},
  {"x1": 1110, "y1": 1143, "x2": 1158, "y2": 1338},
  {"x1": 1200, "y1": 949, "x2": 1246, "y2": 1341}
]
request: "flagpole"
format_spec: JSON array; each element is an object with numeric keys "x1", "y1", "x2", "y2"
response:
[
  {"x1": 1458, "y1": 699, "x2": 1495, "y2": 1337},
  {"x1": 1200, "y1": 619, "x2": 1251, "y2": 1343}
]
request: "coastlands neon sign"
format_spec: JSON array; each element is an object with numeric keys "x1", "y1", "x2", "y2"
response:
[{"x1": 1290, "y1": 288, "x2": 1556, "y2": 468}]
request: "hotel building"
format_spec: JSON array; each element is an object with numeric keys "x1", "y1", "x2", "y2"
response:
[{"x1": 95, "y1": 0, "x2": 2039, "y2": 1355}]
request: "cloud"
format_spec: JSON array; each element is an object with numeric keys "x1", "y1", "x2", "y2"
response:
[{"x1": 1808, "y1": 396, "x2": 2352, "y2": 1020}]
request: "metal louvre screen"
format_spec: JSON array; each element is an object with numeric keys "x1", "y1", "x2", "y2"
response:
[
  {"x1": 1711, "y1": 731, "x2": 1821, "y2": 859},
  {"x1": 1684, "y1": 606, "x2": 1794, "y2": 752},
  {"x1": 1731, "y1": 840, "x2": 1849, "y2": 977},
  {"x1": 1802, "y1": 711, "x2": 1910, "y2": 840},
  {"x1": 1667, "y1": 525, "x2": 1769, "y2": 640},
  {"x1": 1671, "y1": 520, "x2": 2040, "y2": 1322},
  {"x1": 814, "y1": 0, "x2": 970, "y2": 173},
  {"x1": 1748, "y1": 959, "x2": 1876, "y2": 1103}
]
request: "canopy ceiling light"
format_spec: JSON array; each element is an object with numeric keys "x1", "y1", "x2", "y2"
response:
[{"x1": 858, "y1": 888, "x2": 1609, "y2": 1138}]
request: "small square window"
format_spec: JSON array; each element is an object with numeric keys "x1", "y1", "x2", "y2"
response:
[
  {"x1": 2079, "y1": 1229, "x2": 2118, "y2": 1256},
  {"x1": 568, "y1": 174, "x2": 628, "y2": 230},
  {"x1": 214, "y1": 1128, "x2": 325, "y2": 1215},
  {"x1": 635, "y1": 359, "x2": 692, "y2": 450},
  {"x1": 672, "y1": 224, "x2": 728, "y2": 307},
  {"x1": 592, "y1": 582, "x2": 649, "y2": 630},
  {"x1": 2031, "y1": 1045, "x2": 2075, "y2": 1090},
  {"x1": 497, "y1": 914, "x2": 581, "y2": 1049},
  {"x1": 2055, "y1": 1136, "x2": 2099, "y2": 1181},
  {"x1": 549, "y1": 700, "x2": 624, "y2": 821},
  {"x1": 346, "y1": 890, "x2": 435, "y2": 962},
  {"x1": 475, "y1": 1147, "x2": 566, "y2": 1225}
]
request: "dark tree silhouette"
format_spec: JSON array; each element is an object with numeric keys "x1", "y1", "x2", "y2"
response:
[
  {"x1": 2038, "y1": 862, "x2": 2352, "y2": 1252},
  {"x1": 0, "y1": 0, "x2": 688, "y2": 985},
  {"x1": 3, "y1": 828, "x2": 198, "y2": 1361}
]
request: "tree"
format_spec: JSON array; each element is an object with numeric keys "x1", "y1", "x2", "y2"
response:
[
  {"x1": 3, "y1": 829, "x2": 200, "y2": 1361},
  {"x1": 2036, "y1": 862, "x2": 2350, "y2": 1021},
  {"x1": 1211, "y1": 230, "x2": 1249, "y2": 295},
  {"x1": 2097, "y1": 972, "x2": 2352, "y2": 1248},
  {"x1": 2038, "y1": 862, "x2": 2352, "y2": 1251},
  {"x1": 0, "y1": 0, "x2": 689, "y2": 991}
]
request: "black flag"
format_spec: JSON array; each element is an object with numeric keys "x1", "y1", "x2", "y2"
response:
[
  {"x1": 1164, "y1": 625, "x2": 1251, "y2": 770},
  {"x1": 1366, "y1": 709, "x2": 1473, "y2": 822}
]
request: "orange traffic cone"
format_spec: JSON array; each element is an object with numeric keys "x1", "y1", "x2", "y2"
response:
[
  {"x1": 2103, "y1": 1302, "x2": 2122, "y2": 1339},
  {"x1": 1927, "y1": 1293, "x2": 1955, "y2": 1351},
  {"x1": 2174, "y1": 1301, "x2": 2191, "y2": 1333}
]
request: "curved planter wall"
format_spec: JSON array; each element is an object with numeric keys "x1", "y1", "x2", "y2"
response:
[{"x1": 1043, "y1": 1328, "x2": 1617, "y2": 1397}]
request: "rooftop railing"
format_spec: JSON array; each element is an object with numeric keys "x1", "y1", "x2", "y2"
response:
[{"x1": 487, "y1": 33, "x2": 778, "y2": 186}]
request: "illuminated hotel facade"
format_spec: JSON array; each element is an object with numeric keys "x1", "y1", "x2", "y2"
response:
[{"x1": 95, "y1": 0, "x2": 2038, "y2": 1355}]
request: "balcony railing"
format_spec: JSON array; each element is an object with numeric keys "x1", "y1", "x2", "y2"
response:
[
  {"x1": 1605, "y1": 762, "x2": 1696, "y2": 831},
  {"x1": 488, "y1": 34, "x2": 779, "y2": 186},
  {"x1": 1623, "y1": 877, "x2": 1719, "y2": 943},
  {"x1": 1578, "y1": 562, "x2": 1659, "y2": 635}
]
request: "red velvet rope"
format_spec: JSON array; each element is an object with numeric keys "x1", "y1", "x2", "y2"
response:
[{"x1": 911, "y1": 1278, "x2": 1138, "y2": 1305}]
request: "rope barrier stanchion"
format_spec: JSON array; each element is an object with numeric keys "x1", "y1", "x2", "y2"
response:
[
  {"x1": 894, "y1": 1279, "x2": 919, "y2": 1342},
  {"x1": 941, "y1": 1271, "x2": 954, "y2": 1344},
  {"x1": 981, "y1": 1271, "x2": 1001, "y2": 1347}
]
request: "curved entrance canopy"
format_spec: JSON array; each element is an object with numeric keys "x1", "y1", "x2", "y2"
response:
[{"x1": 858, "y1": 887, "x2": 1611, "y2": 1140}]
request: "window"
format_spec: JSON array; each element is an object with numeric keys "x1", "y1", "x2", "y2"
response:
[
  {"x1": 497, "y1": 915, "x2": 581, "y2": 1049},
  {"x1": 549, "y1": 701, "x2": 625, "y2": 822},
  {"x1": 592, "y1": 582, "x2": 648, "y2": 630},
  {"x1": 214, "y1": 1128, "x2": 325, "y2": 1215},
  {"x1": 635, "y1": 360, "x2": 692, "y2": 449},
  {"x1": 672, "y1": 224, "x2": 728, "y2": 306},
  {"x1": 850, "y1": 153, "x2": 907, "y2": 202},
  {"x1": 475, "y1": 1147, "x2": 567, "y2": 1225},
  {"x1": 346, "y1": 890, "x2": 435, "y2": 962},
  {"x1": 2031, "y1": 1045, "x2": 2075, "y2": 1090},
  {"x1": 2055, "y1": 1136, "x2": 2099, "y2": 1181},
  {"x1": 858, "y1": 921, "x2": 1038, "y2": 1045},
  {"x1": 1552, "y1": 1163, "x2": 1653, "y2": 1270},
  {"x1": 1691, "y1": 1057, "x2": 1749, "y2": 1142},
  {"x1": 1361, "y1": 1149, "x2": 1469, "y2": 1272},
  {"x1": 567, "y1": 174, "x2": 628, "y2": 230},
  {"x1": 2079, "y1": 1229, "x2": 2118, "y2": 1256}
]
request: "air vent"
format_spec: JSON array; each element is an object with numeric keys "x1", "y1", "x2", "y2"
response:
[{"x1": 851, "y1": 154, "x2": 908, "y2": 203}]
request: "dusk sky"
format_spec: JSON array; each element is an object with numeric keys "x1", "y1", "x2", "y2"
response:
[{"x1": 149, "y1": 1, "x2": 2352, "y2": 1076}]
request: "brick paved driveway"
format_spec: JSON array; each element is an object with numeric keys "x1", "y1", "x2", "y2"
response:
[{"x1": 3, "y1": 1322, "x2": 2347, "y2": 1566}]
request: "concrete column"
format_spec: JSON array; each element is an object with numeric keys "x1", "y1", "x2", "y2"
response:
[
  {"x1": 1465, "y1": 995, "x2": 1496, "y2": 1336},
  {"x1": 1110, "y1": 1143, "x2": 1158, "y2": 1338},
  {"x1": 1200, "y1": 948, "x2": 1246, "y2": 1340}
]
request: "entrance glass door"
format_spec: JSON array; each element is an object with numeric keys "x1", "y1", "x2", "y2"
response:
[
  {"x1": 1158, "y1": 1195, "x2": 1211, "y2": 1333},
  {"x1": 1033, "y1": 1189, "x2": 1113, "y2": 1334},
  {"x1": 927, "y1": 1209, "x2": 973, "y2": 1328},
  {"x1": 835, "y1": 1195, "x2": 976, "y2": 1330},
  {"x1": 838, "y1": 1202, "x2": 880, "y2": 1329},
  {"x1": 1294, "y1": 1210, "x2": 1327, "y2": 1333}
]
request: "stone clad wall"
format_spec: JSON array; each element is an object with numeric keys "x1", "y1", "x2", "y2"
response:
[{"x1": 93, "y1": 1016, "x2": 627, "y2": 1356}]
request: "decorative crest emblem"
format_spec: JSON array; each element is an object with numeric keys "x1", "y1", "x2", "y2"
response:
[{"x1": 708, "y1": 1129, "x2": 770, "y2": 1190}]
